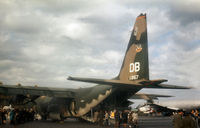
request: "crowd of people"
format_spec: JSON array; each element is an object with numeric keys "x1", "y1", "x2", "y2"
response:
[
  {"x1": 173, "y1": 109, "x2": 200, "y2": 128},
  {"x1": 0, "y1": 107, "x2": 35, "y2": 127},
  {"x1": 4, "y1": 106, "x2": 200, "y2": 128},
  {"x1": 93, "y1": 109, "x2": 200, "y2": 128},
  {"x1": 93, "y1": 109, "x2": 138, "y2": 128}
]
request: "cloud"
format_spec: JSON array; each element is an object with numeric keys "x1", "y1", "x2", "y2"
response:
[
  {"x1": 0, "y1": 0, "x2": 200, "y2": 104},
  {"x1": 167, "y1": 0, "x2": 200, "y2": 26}
]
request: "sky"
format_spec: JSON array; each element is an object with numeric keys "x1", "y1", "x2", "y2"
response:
[{"x1": 0, "y1": 0, "x2": 200, "y2": 105}]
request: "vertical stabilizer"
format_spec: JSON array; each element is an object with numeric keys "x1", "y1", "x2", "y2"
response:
[{"x1": 118, "y1": 13, "x2": 149, "y2": 81}]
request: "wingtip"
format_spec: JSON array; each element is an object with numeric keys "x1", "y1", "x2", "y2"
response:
[
  {"x1": 187, "y1": 86, "x2": 193, "y2": 89},
  {"x1": 179, "y1": 86, "x2": 192, "y2": 89},
  {"x1": 67, "y1": 76, "x2": 72, "y2": 80},
  {"x1": 179, "y1": 85, "x2": 193, "y2": 89}
]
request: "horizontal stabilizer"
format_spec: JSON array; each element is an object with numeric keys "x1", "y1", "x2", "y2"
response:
[
  {"x1": 130, "y1": 93, "x2": 173, "y2": 100},
  {"x1": 139, "y1": 79, "x2": 168, "y2": 85},
  {"x1": 144, "y1": 84, "x2": 191, "y2": 89},
  {"x1": 68, "y1": 76, "x2": 190, "y2": 89},
  {"x1": 67, "y1": 76, "x2": 139, "y2": 86},
  {"x1": 131, "y1": 93, "x2": 173, "y2": 104}
]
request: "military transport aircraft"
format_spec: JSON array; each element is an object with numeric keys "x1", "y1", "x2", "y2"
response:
[
  {"x1": 0, "y1": 13, "x2": 190, "y2": 121},
  {"x1": 138, "y1": 99, "x2": 200, "y2": 116}
]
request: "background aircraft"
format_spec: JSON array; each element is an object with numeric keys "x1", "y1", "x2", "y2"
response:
[
  {"x1": 0, "y1": 13, "x2": 190, "y2": 121},
  {"x1": 137, "y1": 99, "x2": 200, "y2": 116}
]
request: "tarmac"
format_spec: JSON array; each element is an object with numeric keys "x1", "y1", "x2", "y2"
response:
[
  {"x1": 138, "y1": 116, "x2": 173, "y2": 128},
  {"x1": 2, "y1": 116, "x2": 173, "y2": 128}
]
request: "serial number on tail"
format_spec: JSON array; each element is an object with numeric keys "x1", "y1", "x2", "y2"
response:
[{"x1": 129, "y1": 75, "x2": 139, "y2": 80}]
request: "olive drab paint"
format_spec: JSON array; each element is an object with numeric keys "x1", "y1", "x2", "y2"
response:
[
  {"x1": 118, "y1": 13, "x2": 149, "y2": 81},
  {"x1": 0, "y1": 14, "x2": 190, "y2": 121}
]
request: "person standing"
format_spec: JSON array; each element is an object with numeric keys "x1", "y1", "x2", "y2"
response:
[
  {"x1": 93, "y1": 111, "x2": 99, "y2": 123},
  {"x1": 194, "y1": 109, "x2": 199, "y2": 128},
  {"x1": 10, "y1": 109, "x2": 16, "y2": 128},
  {"x1": 104, "y1": 111, "x2": 110, "y2": 126},
  {"x1": 122, "y1": 110, "x2": 128, "y2": 128},
  {"x1": 0, "y1": 108, "x2": 2, "y2": 126},
  {"x1": 114, "y1": 110, "x2": 120, "y2": 128},
  {"x1": 2, "y1": 109, "x2": 6, "y2": 125},
  {"x1": 198, "y1": 111, "x2": 200, "y2": 128},
  {"x1": 173, "y1": 112, "x2": 183, "y2": 128},
  {"x1": 132, "y1": 111, "x2": 138, "y2": 128},
  {"x1": 182, "y1": 112, "x2": 196, "y2": 128},
  {"x1": 98, "y1": 110, "x2": 104, "y2": 126},
  {"x1": 128, "y1": 111, "x2": 133, "y2": 128}
]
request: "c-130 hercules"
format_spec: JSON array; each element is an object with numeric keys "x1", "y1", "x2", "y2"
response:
[{"x1": 0, "y1": 13, "x2": 190, "y2": 120}]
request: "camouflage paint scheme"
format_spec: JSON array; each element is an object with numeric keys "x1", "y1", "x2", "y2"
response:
[{"x1": 0, "y1": 14, "x2": 190, "y2": 120}]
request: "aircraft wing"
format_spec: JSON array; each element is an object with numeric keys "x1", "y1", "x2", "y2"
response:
[
  {"x1": 0, "y1": 84, "x2": 75, "y2": 98},
  {"x1": 67, "y1": 76, "x2": 191, "y2": 89}
]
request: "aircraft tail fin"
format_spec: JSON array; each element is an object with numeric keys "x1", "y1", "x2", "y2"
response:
[
  {"x1": 68, "y1": 13, "x2": 190, "y2": 90},
  {"x1": 117, "y1": 13, "x2": 149, "y2": 81}
]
